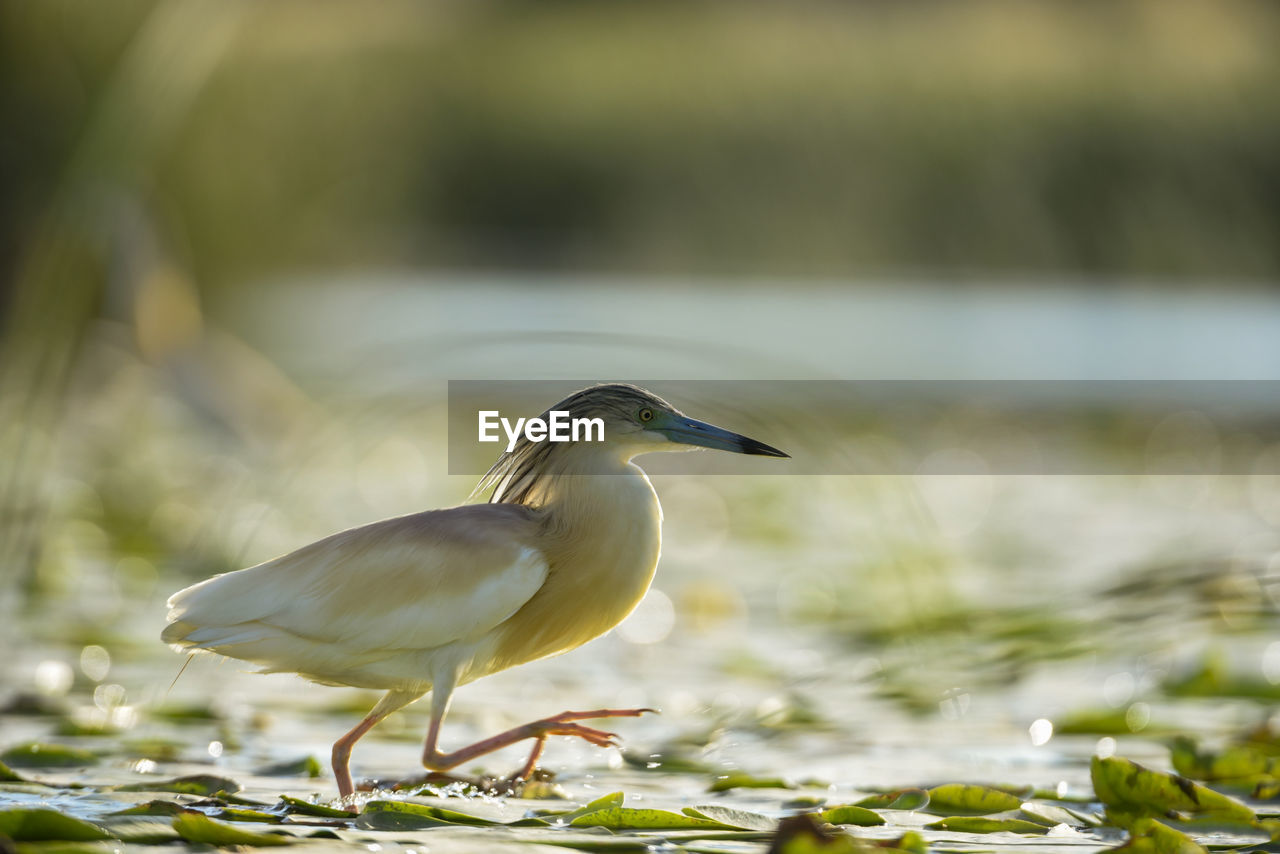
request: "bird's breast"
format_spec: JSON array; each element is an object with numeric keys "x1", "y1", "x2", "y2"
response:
[{"x1": 480, "y1": 469, "x2": 662, "y2": 677}]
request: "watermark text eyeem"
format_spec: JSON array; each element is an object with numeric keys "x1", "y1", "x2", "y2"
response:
[{"x1": 478, "y1": 410, "x2": 605, "y2": 452}]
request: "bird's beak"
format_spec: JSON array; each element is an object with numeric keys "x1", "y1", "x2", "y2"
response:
[{"x1": 659, "y1": 415, "x2": 790, "y2": 458}]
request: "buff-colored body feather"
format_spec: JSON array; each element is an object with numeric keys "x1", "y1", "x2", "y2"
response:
[{"x1": 163, "y1": 459, "x2": 660, "y2": 693}]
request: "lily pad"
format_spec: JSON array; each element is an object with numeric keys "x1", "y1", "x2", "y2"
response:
[
  {"x1": 99, "y1": 818, "x2": 183, "y2": 844},
  {"x1": 1020, "y1": 802, "x2": 1097, "y2": 827},
  {"x1": 119, "y1": 738, "x2": 185, "y2": 762},
  {"x1": 887, "y1": 831, "x2": 930, "y2": 854},
  {"x1": 172, "y1": 813, "x2": 294, "y2": 847},
  {"x1": 1109, "y1": 817, "x2": 1207, "y2": 854},
  {"x1": 109, "y1": 800, "x2": 185, "y2": 817},
  {"x1": 538, "y1": 791, "x2": 625, "y2": 824},
  {"x1": 621, "y1": 748, "x2": 714, "y2": 774},
  {"x1": 922, "y1": 784, "x2": 1021, "y2": 816},
  {"x1": 276, "y1": 795, "x2": 351, "y2": 818},
  {"x1": 1085, "y1": 752, "x2": 1254, "y2": 829},
  {"x1": 355, "y1": 799, "x2": 499, "y2": 830},
  {"x1": 769, "y1": 813, "x2": 863, "y2": 854},
  {"x1": 253, "y1": 756, "x2": 323, "y2": 778},
  {"x1": 708, "y1": 771, "x2": 794, "y2": 792},
  {"x1": 211, "y1": 807, "x2": 283, "y2": 824},
  {"x1": 0, "y1": 759, "x2": 30, "y2": 782},
  {"x1": 1, "y1": 743, "x2": 97, "y2": 769},
  {"x1": 570, "y1": 807, "x2": 736, "y2": 830},
  {"x1": 10, "y1": 844, "x2": 120, "y2": 854},
  {"x1": 817, "y1": 805, "x2": 886, "y2": 827},
  {"x1": 1169, "y1": 736, "x2": 1278, "y2": 782},
  {"x1": 681, "y1": 804, "x2": 777, "y2": 831},
  {"x1": 114, "y1": 774, "x2": 242, "y2": 795},
  {"x1": 925, "y1": 817, "x2": 1051, "y2": 834},
  {"x1": 1090, "y1": 755, "x2": 1256, "y2": 828},
  {"x1": 1057, "y1": 707, "x2": 1163, "y2": 736},
  {"x1": 0, "y1": 810, "x2": 112, "y2": 842},
  {"x1": 854, "y1": 789, "x2": 930, "y2": 811}
]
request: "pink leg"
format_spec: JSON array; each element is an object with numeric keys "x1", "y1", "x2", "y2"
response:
[
  {"x1": 332, "y1": 715, "x2": 379, "y2": 801},
  {"x1": 422, "y1": 707, "x2": 657, "y2": 779},
  {"x1": 332, "y1": 689, "x2": 423, "y2": 807}
]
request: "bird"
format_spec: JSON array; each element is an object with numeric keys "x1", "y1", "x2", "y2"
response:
[{"x1": 161, "y1": 383, "x2": 787, "y2": 802}]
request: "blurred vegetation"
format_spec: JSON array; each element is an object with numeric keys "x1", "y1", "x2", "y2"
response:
[{"x1": 2, "y1": 0, "x2": 1279, "y2": 305}]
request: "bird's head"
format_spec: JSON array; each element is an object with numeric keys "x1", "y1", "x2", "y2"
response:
[
  {"x1": 480, "y1": 383, "x2": 787, "y2": 506},
  {"x1": 550, "y1": 383, "x2": 789, "y2": 459}
]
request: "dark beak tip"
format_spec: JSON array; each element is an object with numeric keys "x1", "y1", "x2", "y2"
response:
[{"x1": 743, "y1": 442, "x2": 790, "y2": 459}]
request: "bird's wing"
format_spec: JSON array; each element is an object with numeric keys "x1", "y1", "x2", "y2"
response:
[{"x1": 163, "y1": 504, "x2": 548, "y2": 665}]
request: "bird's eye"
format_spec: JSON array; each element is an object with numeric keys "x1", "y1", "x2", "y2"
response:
[{"x1": 638, "y1": 408, "x2": 654, "y2": 423}]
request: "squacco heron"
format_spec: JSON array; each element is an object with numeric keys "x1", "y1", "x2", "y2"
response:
[{"x1": 161, "y1": 384, "x2": 787, "y2": 801}]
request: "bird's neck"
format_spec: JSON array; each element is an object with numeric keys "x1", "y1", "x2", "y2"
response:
[{"x1": 539, "y1": 457, "x2": 662, "y2": 536}]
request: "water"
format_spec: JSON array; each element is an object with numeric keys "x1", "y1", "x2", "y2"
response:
[{"x1": 3, "y1": 275, "x2": 1280, "y2": 851}]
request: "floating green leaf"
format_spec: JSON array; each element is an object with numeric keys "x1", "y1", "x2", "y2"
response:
[
  {"x1": 1109, "y1": 818, "x2": 1207, "y2": 854},
  {"x1": 253, "y1": 756, "x2": 323, "y2": 778},
  {"x1": 0, "y1": 743, "x2": 97, "y2": 769},
  {"x1": 114, "y1": 774, "x2": 241, "y2": 795},
  {"x1": 517, "y1": 779, "x2": 566, "y2": 800},
  {"x1": 621, "y1": 749, "x2": 713, "y2": 774},
  {"x1": 151, "y1": 702, "x2": 223, "y2": 721},
  {"x1": 120, "y1": 738, "x2": 184, "y2": 762},
  {"x1": 172, "y1": 812, "x2": 294, "y2": 847},
  {"x1": 1019, "y1": 802, "x2": 1095, "y2": 827},
  {"x1": 925, "y1": 817, "x2": 1050, "y2": 834},
  {"x1": 1090, "y1": 755, "x2": 1256, "y2": 828},
  {"x1": 769, "y1": 813, "x2": 863, "y2": 854},
  {"x1": 1030, "y1": 787, "x2": 1095, "y2": 803},
  {"x1": 818, "y1": 805, "x2": 885, "y2": 827},
  {"x1": 681, "y1": 805, "x2": 777, "y2": 831},
  {"x1": 1169, "y1": 736, "x2": 1278, "y2": 782},
  {"x1": 540, "y1": 791, "x2": 625, "y2": 824},
  {"x1": 212, "y1": 807, "x2": 282, "y2": 824},
  {"x1": 11, "y1": 843, "x2": 117, "y2": 854},
  {"x1": 0, "y1": 759, "x2": 29, "y2": 782},
  {"x1": 205, "y1": 792, "x2": 270, "y2": 807},
  {"x1": 99, "y1": 818, "x2": 183, "y2": 844},
  {"x1": 708, "y1": 771, "x2": 794, "y2": 792},
  {"x1": 922, "y1": 784, "x2": 1021, "y2": 816},
  {"x1": 1163, "y1": 816, "x2": 1272, "y2": 840},
  {"x1": 854, "y1": 789, "x2": 929, "y2": 811},
  {"x1": 887, "y1": 831, "x2": 929, "y2": 854},
  {"x1": 570, "y1": 807, "x2": 735, "y2": 830},
  {"x1": 1163, "y1": 653, "x2": 1280, "y2": 703},
  {"x1": 276, "y1": 795, "x2": 351, "y2": 818},
  {"x1": 1057, "y1": 707, "x2": 1161, "y2": 736},
  {"x1": 355, "y1": 799, "x2": 498, "y2": 830},
  {"x1": 109, "y1": 800, "x2": 185, "y2": 817},
  {"x1": 0, "y1": 810, "x2": 111, "y2": 842}
]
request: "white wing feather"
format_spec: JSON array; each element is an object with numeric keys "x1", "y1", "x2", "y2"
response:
[{"x1": 162, "y1": 505, "x2": 547, "y2": 678}]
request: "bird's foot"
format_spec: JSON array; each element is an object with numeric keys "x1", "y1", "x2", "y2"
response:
[
  {"x1": 524, "y1": 708, "x2": 658, "y2": 754},
  {"x1": 546, "y1": 707, "x2": 659, "y2": 724},
  {"x1": 508, "y1": 708, "x2": 657, "y2": 781},
  {"x1": 527, "y1": 719, "x2": 621, "y2": 748}
]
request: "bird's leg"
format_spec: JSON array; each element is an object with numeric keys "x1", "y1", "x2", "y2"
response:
[
  {"x1": 513, "y1": 735, "x2": 549, "y2": 782},
  {"x1": 421, "y1": 707, "x2": 657, "y2": 779},
  {"x1": 332, "y1": 715, "x2": 380, "y2": 802},
  {"x1": 333, "y1": 689, "x2": 423, "y2": 808}
]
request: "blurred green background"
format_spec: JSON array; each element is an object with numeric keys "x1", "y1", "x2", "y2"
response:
[{"x1": 2, "y1": 0, "x2": 1280, "y2": 793}]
